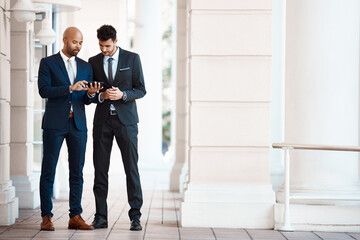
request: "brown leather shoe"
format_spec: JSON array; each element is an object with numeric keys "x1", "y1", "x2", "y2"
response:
[
  {"x1": 68, "y1": 215, "x2": 94, "y2": 230},
  {"x1": 40, "y1": 215, "x2": 55, "y2": 231}
]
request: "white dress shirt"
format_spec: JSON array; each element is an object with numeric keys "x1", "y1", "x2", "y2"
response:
[
  {"x1": 60, "y1": 50, "x2": 77, "y2": 85},
  {"x1": 60, "y1": 50, "x2": 76, "y2": 112}
]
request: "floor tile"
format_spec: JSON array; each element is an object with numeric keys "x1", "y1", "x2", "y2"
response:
[
  {"x1": 0, "y1": 171, "x2": 359, "y2": 240},
  {"x1": 314, "y1": 232, "x2": 356, "y2": 240}
]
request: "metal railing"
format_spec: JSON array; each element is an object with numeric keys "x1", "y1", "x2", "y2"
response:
[{"x1": 272, "y1": 142, "x2": 360, "y2": 231}]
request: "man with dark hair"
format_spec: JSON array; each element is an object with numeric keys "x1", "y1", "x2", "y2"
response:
[{"x1": 89, "y1": 24, "x2": 146, "y2": 231}]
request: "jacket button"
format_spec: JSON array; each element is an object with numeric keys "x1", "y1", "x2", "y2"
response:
[{"x1": 69, "y1": 101, "x2": 71, "y2": 104}]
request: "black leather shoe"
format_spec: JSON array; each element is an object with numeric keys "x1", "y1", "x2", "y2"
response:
[
  {"x1": 92, "y1": 215, "x2": 108, "y2": 229},
  {"x1": 130, "y1": 219, "x2": 142, "y2": 231}
]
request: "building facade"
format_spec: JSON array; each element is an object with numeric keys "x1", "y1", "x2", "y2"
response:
[{"x1": 0, "y1": 0, "x2": 359, "y2": 232}]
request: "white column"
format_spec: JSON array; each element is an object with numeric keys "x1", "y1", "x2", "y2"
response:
[
  {"x1": 133, "y1": 0, "x2": 164, "y2": 169},
  {"x1": 9, "y1": 10, "x2": 39, "y2": 209},
  {"x1": 270, "y1": 0, "x2": 285, "y2": 192},
  {"x1": 181, "y1": 0, "x2": 275, "y2": 228},
  {"x1": 170, "y1": 0, "x2": 188, "y2": 192},
  {"x1": 275, "y1": 0, "x2": 360, "y2": 231},
  {"x1": 0, "y1": 0, "x2": 18, "y2": 225}
]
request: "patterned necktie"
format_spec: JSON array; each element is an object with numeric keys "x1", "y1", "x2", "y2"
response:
[
  {"x1": 67, "y1": 59, "x2": 75, "y2": 84},
  {"x1": 108, "y1": 57, "x2": 114, "y2": 84}
]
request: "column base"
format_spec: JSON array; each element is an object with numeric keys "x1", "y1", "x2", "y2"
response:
[
  {"x1": 11, "y1": 173, "x2": 40, "y2": 209},
  {"x1": 277, "y1": 185, "x2": 360, "y2": 205},
  {"x1": 275, "y1": 203, "x2": 360, "y2": 232},
  {"x1": 0, "y1": 182, "x2": 19, "y2": 225},
  {"x1": 180, "y1": 184, "x2": 275, "y2": 228}
]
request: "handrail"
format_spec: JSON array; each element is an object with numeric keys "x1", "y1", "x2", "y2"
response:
[
  {"x1": 272, "y1": 142, "x2": 360, "y2": 231},
  {"x1": 273, "y1": 143, "x2": 360, "y2": 152}
]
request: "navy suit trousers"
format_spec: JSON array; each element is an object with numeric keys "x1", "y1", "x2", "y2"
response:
[{"x1": 40, "y1": 117, "x2": 87, "y2": 218}]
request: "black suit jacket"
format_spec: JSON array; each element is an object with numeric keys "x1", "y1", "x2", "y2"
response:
[
  {"x1": 38, "y1": 52, "x2": 93, "y2": 130},
  {"x1": 88, "y1": 48, "x2": 146, "y2": 126}
]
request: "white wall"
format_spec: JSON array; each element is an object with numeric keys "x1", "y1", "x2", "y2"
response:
[{"x1": 275, "y1": 0, "x2": 360, "y2": 231}]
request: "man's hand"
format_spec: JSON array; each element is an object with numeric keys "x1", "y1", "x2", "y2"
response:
[
  {"x1": 70, "y1": 80, "x2": 88, "y2": 91},
  {"x1": 100, "y1": 91, "x2": 109, "y2": 100},
  {"x1": 87, "y1": 82, "x2": 103, "y2": 95},
  {"x1": 107, "y1": 87, "x2": 124, "y2": 100}
]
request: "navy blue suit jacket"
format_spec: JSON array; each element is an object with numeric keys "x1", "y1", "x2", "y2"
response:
[{"x1": 38, "y1": 52, "x2": 93, "y2": 131}]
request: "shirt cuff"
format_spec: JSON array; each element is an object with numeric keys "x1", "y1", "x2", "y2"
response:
[
  {"x1": 87, "y1": 92, "x2": 96, "y2": 98},
  {"x1": 123, "y1": 91, "x2": 127, "y2": 101},
  {"x1": 98, "y1": 93, "x2": 105, "y2": 103},
  {"x1": 69, "y1": 86, "x2": 72, "y2": 93}
]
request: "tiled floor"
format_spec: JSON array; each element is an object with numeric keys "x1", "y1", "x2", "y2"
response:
[{"x1": 0, "y1": 169, "x2": 359, "y2": 240}]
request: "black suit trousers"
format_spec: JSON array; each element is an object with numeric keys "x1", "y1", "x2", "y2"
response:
[{"x1": 93, "y1": 114, "x2": 143, "y2": 221}]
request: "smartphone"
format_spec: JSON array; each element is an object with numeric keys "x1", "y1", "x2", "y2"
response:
[{"x1": 95, "y1": 81, "x2": 104, "y2": 88}]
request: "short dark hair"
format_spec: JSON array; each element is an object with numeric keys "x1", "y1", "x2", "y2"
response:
[{"x1": 97, "y1": 25, "x2": 117, "y2": 42}]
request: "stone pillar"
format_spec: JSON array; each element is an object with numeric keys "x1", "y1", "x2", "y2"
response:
[
  {"x1": 133, "y1": 0, "x2": 164, "y2": 168},
  {"x1": 270, "y1": 0, "x2": 285, "y2": 192},
  {"x1": 170, "y1": 0, "x2": 188, "y2": 192},
  {"x1": 275, "y1": 0, "x2": 360, "y2": 232},
  {"x1": 10, "y1": 8, "x2": 39, "y2": 209},
  {"x1": 0, "y1": 0, "x2": 19, "y2": 225},
  {"x1": 181, "y1": 0, "x2": 274, "y2": 228}
]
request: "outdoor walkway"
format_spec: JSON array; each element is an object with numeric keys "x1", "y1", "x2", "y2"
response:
[{"x1": 0, "y1": 169, "x2": 359, "y2": 240}]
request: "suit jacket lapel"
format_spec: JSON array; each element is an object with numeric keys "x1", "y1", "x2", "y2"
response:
[
  {"x1": 113, "y1": 47, "x2": 125, "y2": 85},
  {"x1": 75, "y1": 57, "x2": 81, "y2": 83},
  {"x1": 55, "y1": 52, "x2": 71, "y2": 85}
]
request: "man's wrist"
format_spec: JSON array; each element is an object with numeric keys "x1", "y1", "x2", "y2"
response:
[
  {"x1": 123, "y1": 91, "x2": 127, "y2": 101},
  {"x1": 88, "y1": 92, "x2": 96, "y2": 98},
  {"x1": 98, "y1": 92, "x2": 105, "y2": 103}
]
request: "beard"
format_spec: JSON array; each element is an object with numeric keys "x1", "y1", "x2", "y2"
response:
[
  {"x1": 65, "y1": 45, "x2": 80, "y2": 56},
  {"x1": 102, "y1": 46, "x2": 116, "y2": 56}
]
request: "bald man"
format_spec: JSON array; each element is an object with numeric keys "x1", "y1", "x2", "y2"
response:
[{"x1": 38, "y1": 27, "x2": 100, "y2": 231}]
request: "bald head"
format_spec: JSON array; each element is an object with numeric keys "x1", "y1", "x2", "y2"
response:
[
  {"x1": 63, "y1": 27, "x2": 82, "y2": 39},
  {"x1": 62, "y1": 27, "x2": 83, "y2": 58}
]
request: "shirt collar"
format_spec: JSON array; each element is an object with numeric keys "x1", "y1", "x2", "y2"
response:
[{"x1": 60, "y1": 50, "x2": 76, "y2": 62}]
